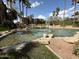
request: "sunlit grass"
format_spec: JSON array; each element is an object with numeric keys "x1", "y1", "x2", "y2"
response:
[
  {"x1": 26, "y1": 44, "x2": 59, "y2": 59},
  {"x1": 0, "y1": 34, "x2": 21, "y2": 47}
]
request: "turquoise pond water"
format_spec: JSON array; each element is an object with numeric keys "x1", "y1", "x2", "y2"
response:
[
  {"x1": 0, "y1": 28, "x2": 79, "y2": 47},
  {"x1": 1, "y1": 28, "x2": 79, "y2": 42}
]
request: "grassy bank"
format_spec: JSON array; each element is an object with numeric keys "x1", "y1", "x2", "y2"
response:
[
  {"x1": 0, "y1": 43, "x2": 59, "y2": 59},
  {"x1": 0, "y1": 27, "x2": 8, "y2": 31},
  {"x1": 25, "y1": 44, "x2": 59, "y2": 59}
]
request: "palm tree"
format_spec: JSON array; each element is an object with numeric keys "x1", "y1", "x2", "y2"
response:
[
  {"x1": 25, "y1": 1, "x2": 31, "y2": 16},
  {"x1": 72, "y1": 0, "x2": 79, "y2": 24},
  {"x1": 52, "y1": 11, "x2": 56, "y2": 16},
  {"x1": 18, "y1": 0, "x2": 31, "y2": 17},
  {"x1": 63, "y1": 0, "x2": 66, "y2": 26},
  {"x1": 56, "y1": 7, "x2": 60, "y2": 16},
  {"x1": 22, "y1": 0, "x2": 31, "y2": 17},
  {"x1": 6, "y1": 0, "x2": 16, "y2": 21},
  {"x1": 19, "y1": 0, "x2": 21, "y2": 13},
  {"x1": 51, "y1": 11, "x2": 56, "y2": 26},
  {"x1": 17, "y1": 0, "x2": 31, "y2": 29},
  {"x1": 75, "y1": 11, "x2": 79, "y2": 16},
  {"x1": 7, "y1": 0, "x2": 16, "y2": 9},
  {"x1": 29, "y1": 14, "x2": 34, "y2": 23},
  {"x1": 22, "y1": 1, "x2": 24, "y2": 17},
  {"x1": 0, "y1": 0, "x2": 7, "y2": 24},
  {"x1": 55, "y1": 7, "x2": 60, "y2": 25},
  {"x1": 25, "y1": 4, "x2": 31, "y2": 16},
  {"x1": 63, "y1": 0, "x2": 66, "y2": 19}
]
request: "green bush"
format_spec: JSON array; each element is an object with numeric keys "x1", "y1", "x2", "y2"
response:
[
  {"x1": 73, "y1": 41, "x2": 79, "y2": 56},
  {"x1": 0, "y1": 56, "x2": 10, "y2": 59},
  {"x1": 0, "y1": 25, "x2": 9, "y2": 31},
  {"x1": 72, "y1": 21, "x2": 79, "y2": 27}
]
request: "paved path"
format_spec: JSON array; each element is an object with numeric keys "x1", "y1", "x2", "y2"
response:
[{"x1": 48, "y1": 38, "x2": 79, "y2": 59}]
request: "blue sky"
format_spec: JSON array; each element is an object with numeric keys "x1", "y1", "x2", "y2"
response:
[
  {"x1": 3, "y1": 0, "x2": 79, "y2": 19},
  {"x1": 28, "y1": 0, "x2": 79, "y2": 19}
]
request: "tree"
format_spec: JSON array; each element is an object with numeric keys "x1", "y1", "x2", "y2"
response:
[
  {"x1": 0, "y1": 0, "x2": 7, "y2": 24},
  {"x1": 72, "y1": 0, "x2": 79, "y2": 24},
  {"x1": 6, "y1": 0, "x2": 16, "y2": 9},
  {"x1": 56, "y1": 7, "x2": 60, "y2": 16},
  {"x1": 63, "y1": 0, "x2": 66, "y2": 26},
  {"x1": 51, "y1": 7, "x2": 60, "y2": 25},
  {"x1": 19, "y1": 0, "x2": 22, "y2": 13},
  {"x1": 75, "y1": 11, "x2": 79, "y2": 16},
  {"x1": 52, "y1": 11, "x2": 56, "y2": 16},
  {"x1": 52, "y1": 7, "x2": 60, "y2": 18},
  {"x1": 63, "y1": 0, "x2": 66, "y2": 19},
  {"x1": 17, "y1": 0, "x2": 31, "y2": 27},
  {"x1": 29, "y1": 14, "x2": 34, "y2": 24},
  {"x1": 20, "y1": 0, "x2": 31, "y2": 17},
  {"x1": 22, "y1": 0, "x2": 31, "y2": 16}
]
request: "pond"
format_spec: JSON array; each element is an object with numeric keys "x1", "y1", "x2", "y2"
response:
[
  {"x1": 51, "y1": 28, "x2": 79, "y2": 37},
  {"x1": 33, "y1": 28, "x2": 79, "y2": 37},
  {"x1": 0, "y1": 28, "x2": 79, "y2": 47}
]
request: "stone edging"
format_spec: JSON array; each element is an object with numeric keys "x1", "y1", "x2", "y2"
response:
[
  {"x1": 0, "y1": 29, "x2": 16, "y2": 39},
  {"x1": 45, "y1": 45, "x2": 63, "y2": 59}
]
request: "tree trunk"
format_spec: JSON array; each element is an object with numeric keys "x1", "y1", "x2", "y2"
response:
[
  {"x1": 26, "y1": 7, "x2": 28, "y2": 16},
  {"x1": 63, "y1": 0, "x2": 66, "y2": 19},
  {"x1": 8, "y1": 0, "x2": 13, "y2": 9},
  {"x1": 63, "y1": 0, "x2": 66, "y2": 26},
  {"x1": 22, "y1": 2, "x2": 24, "y2": 17},
  {"x1": 73, "y1": 1, "x2": 76, "y2": 25},
  {"x1": 19, "y1": 0, "x2": 22, "y2": 23},
  {"x1": 19, "y1": 1, "x2": 21, "y2": 13}
]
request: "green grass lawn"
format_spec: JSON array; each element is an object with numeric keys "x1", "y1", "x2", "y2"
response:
[
  {"x1": 0, "y1": 26, "x2": 9, "y2": 31},
  {"x1": 0, "y1": 43, "x2": 59, "y2": 59},
  {"x1": 25, "y1": 44, "x2": 59, "y2": 59},
  {"x1": 0, "y1": 34, "x2": 21, "y2": 47},
  {"x1": 0, "y1": 27, "x2": 58, "y2": 59}
]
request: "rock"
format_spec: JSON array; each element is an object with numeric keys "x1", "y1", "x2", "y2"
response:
[
  {"x1": 38, "y1": 39, "x2": 50, "y2": 45},
  {"x1": 43, "y1": 34, "x2": 54, "y2": 38},
  {"x1": 33, "y1": 34, "x2": 54, "y2": 45}
]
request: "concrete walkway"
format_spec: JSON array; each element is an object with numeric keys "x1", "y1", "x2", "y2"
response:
[{"x1": 48, "y1": 38, "x2": 79, "y2": 59}]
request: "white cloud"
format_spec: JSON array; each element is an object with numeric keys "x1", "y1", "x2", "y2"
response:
[
  {"x1": 31, "y1": 1, "x2": 43, "y2": 8},
  {"x1": 49, "y1": 13, "x2": 52, "y2": 17},
  {"x1": 58, "y1": 14, "x2": 69, "y2": 18},
  {"x1": 58, "y1": 6, "x2": 74, "y2": 18},
  {"x1": 49, "y1": 7, "x2": 74, "y2": 18},
  {"x1": 36, "y1": 15, "x2": 46, "y2": 19},
  {"x1": 49, "y1": 4, "x2": 79, "y2": 19},
  {"x1": 59, "y1": 7, "x2": 74, "y2": 15}
]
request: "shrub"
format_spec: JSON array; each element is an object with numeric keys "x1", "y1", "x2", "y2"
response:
[
  {"x1": 73, "y1": 21, "x2": 79, "y2": 27},
  {"x1": 73, "y1": 41, "x2": 79, "y2": 56}
]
